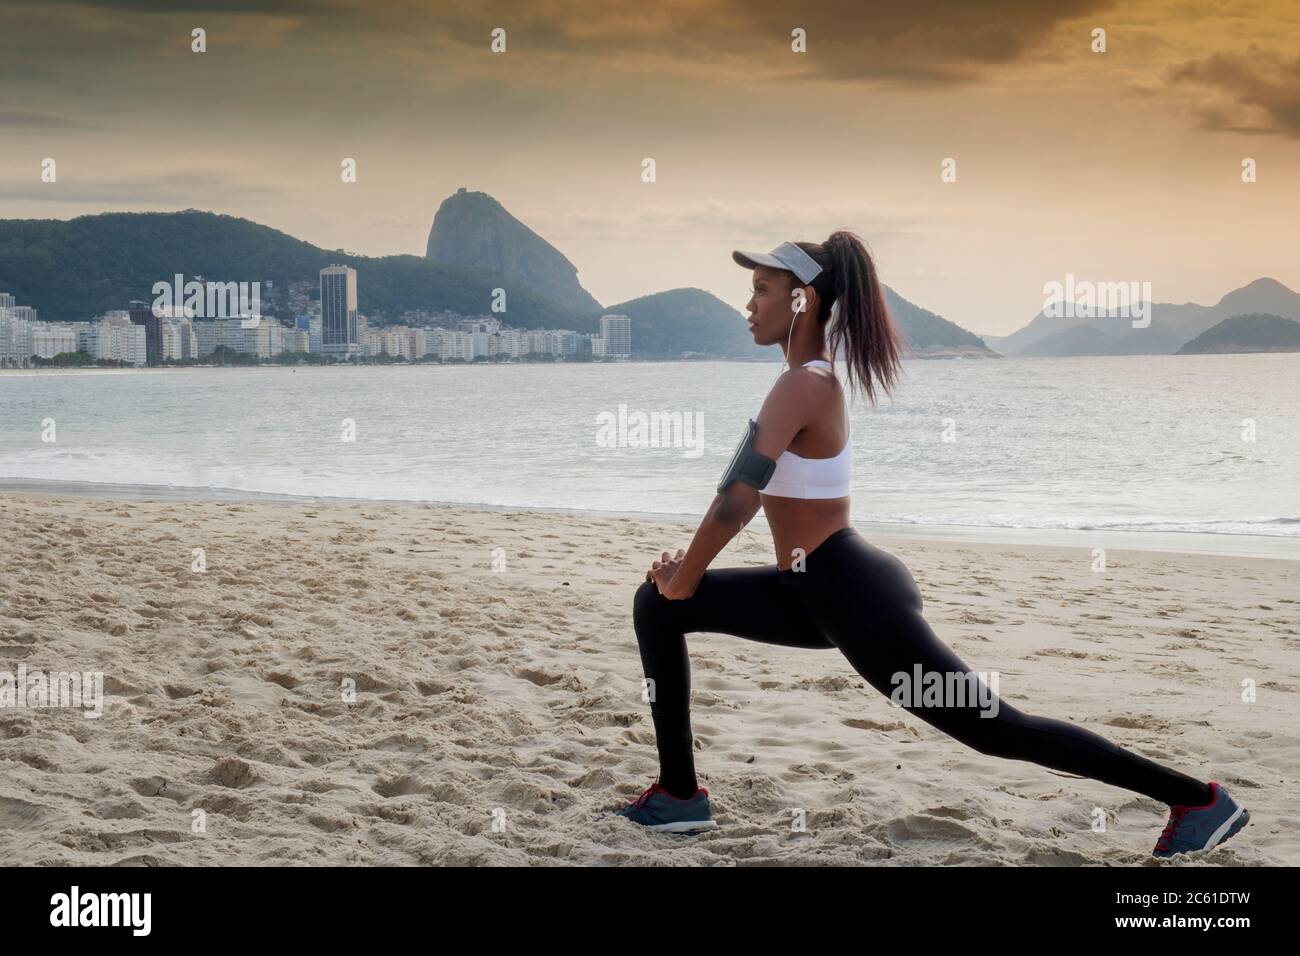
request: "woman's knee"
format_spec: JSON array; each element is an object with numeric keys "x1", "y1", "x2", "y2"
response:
[{"x1": 633, "y1": 578, "x2": 669, "y2": 627}]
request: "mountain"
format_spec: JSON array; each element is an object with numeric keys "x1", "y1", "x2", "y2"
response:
[
  {"x1": 1018, "y1": 320, "x2": 1189, "y2": 357},
  {"x1": 426, "y1": 188, "x2": 601, "y2": 315},
  {"x1": 994, "y1": 305, "x2": 1173, "y2": 355},
  {"x1": 991, "y1": 278, "x2": 1300, "y2": 357},
  {"x1": 1019, "y1": 323, "x2": 1121, "y2": 357},
  {"x1": 1102, "y1": 321, "x2": 1195, "y2": 355},
  {"x1": 883, "y1": 288, "x2": 997, "y2": 357},
  {"x1": 616, "y1": 285, "x2": 997, "y2": 358},
  {"x1": 420, "y1": 190, "x2": 990, "y2": 356},
  {"x1": 1192, "y1": 278, "x2": 1300, "y2": 337},
  {"x1": 0, "y1": 210, "x2": 589, "y2": 328},
  {"x1": 595, "y1": 288, "x2": 757, "y2": 357},
  {"x1": 1177, "y1": 313, "x2": 1300, "y2": 354}
]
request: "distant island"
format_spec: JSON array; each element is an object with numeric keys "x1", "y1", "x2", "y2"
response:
[
  {"x1": 983, "y1": 277, "x2": 1300, "y2": 358},
  {"x1": 1177, "y1": 313, "x2": 1300, "y2": 354}
]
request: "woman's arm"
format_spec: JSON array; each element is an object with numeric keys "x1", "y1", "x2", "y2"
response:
[
  {"x1": 651, "y1": 371, "x2": 810, "y2": 599},
  {"x1": 652, "y1": 484, "x2": 758, "y2": 599}
]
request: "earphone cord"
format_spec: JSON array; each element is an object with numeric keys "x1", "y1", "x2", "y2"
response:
[
  {"x1": 774, "y1": 301, "x2": 799, "y2": 387},
  {"x1": 785, "y1": 306, "x2": 797, "y2": 369}
]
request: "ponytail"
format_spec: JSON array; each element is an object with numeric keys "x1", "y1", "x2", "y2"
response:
[{"x1": 796, "y1": 230, "x2": 903, "y2": 405}]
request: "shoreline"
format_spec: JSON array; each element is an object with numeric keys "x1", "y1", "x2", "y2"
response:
[{"x1": 3, "y1": 476, "x2": 1297, "y2": 562}]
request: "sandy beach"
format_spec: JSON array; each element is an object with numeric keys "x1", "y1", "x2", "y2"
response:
[{"x1": 0, "y1": 491, "x2": 1295, "y2": 866}]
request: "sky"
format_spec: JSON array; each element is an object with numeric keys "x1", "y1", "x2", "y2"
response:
[{"x1": 1, "y1": 0, "x2": 1298, "y2": 334}]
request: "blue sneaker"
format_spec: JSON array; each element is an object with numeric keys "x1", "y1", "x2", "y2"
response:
[
  {"x1": 613, "y1": 780, "x2": 718, "y2": 834},
  {"x1": 1152, "y1": 781, "x2": 1250, "y2": 857}
]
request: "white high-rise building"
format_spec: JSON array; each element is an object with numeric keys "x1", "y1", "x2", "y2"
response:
[
  {"x1": 159, "y1": 317, "x2": 198, "y2": 361},
  {"x1": 599, "y1": 314, "x2": 631, "y2": 357},
  {"x1": 494, "y1": 329, "x2": 523, "y2": 358},
  {"x1": 409, "y1": 328, "x2": 430, "y2": 359},
  {"x1": 78, "y1": 315, "x2": 146, "y2": 365},
  {"x1": 0, "y1": 311, "x2": 33, "y2": 365},
  {"x1": 72, "y1": 322, "x2": 102, "y2": 359},
  {"x1": 434, "y1": 328, "x2": 474, "y2": 361},
  {"x1": 30, "y1": 323, "x2": 79, "y2": 358},
  {"x1": 0, "y1": 294, "x2": 46, "y2": 366},
  {"x1": 284, "y1": 328, "x2": 311, "y2": 353},
  {"x1": 523, "y1": 330, "x2": 548, "y2": 355},
  {"x1": 236, "y1": 319, "x2": 282, "y2": 358},
  {"x1": 191, "y1": 318, "x2": 285, "y2": 359},
  {"x1": 192, "y1": 319, "x2": 235, "y2": 358}
]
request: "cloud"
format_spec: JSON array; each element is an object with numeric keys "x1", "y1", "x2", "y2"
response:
[
  {"x1": 5, "y1": 0, "x2": 1299, "y2": 152},
  {"x1": 0, "y1": 111, "x2": 95, "y2": 129},
  {"x1": 387, "y1": 0, "x2": 1117, "y2": 87},
  {"x1": 523, "y1": 199, "x2": 927, "y2": 245},
  {"x1": 723, "y1": 0, "x2": 1113, "y2": 85},
  {"x1": 1166, "y1": 45, "x2": 1300, "y2": 136},
  {"x1": 0, "y1": 0, "x2": 1116, "y2": 89},
  {"x1": 0, "y1": 167, "x2": 288, "y2": 205},
  {"x1": 14, "y1": 0, "x2": 331, "y2": 14}
]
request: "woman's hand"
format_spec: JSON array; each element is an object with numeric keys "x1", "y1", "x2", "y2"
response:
[{"x1": 646, "y1": 548, "x2": 697, "y2": 600}]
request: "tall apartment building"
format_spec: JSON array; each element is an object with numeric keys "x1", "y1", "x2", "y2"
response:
[
  {"x1": 433, "y1": 328, "x2": 475, "y2": 361},
  {"x1": 158, "y1": 317, "x2": 199, "y2": 360},
  {"x1": 284, "y1": 328, "x2": 311, "y2": 353},
  {"x1": 599, "y1": 314, "x2": 632, "y2": 357},
  {"x1": 0, "y1": 293, "x2": 41, "y2": 365},
  {"x1": 320, "y1": 265, "x2": 359, "y2": 357},
  {"x1": 0, "y1": 311, "x2": 32, "y2": 365},
  {"x1": 192, "y1": 318, "x2": 286, "y2": 359},
  {"x1": 30, "y1": 323, "x2": 79, "y2": 358},
  {"x1": 409, "y1": 328, "x2": 429, "y2": 359},
  {"x1": 128, "y1": 300, "x2": 165, "y2": 365},
  {"x1": 76, "y1": 315, "x2": 146, "y2": 365}
]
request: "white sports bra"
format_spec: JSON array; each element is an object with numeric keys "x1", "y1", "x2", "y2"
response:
[{"x1": 761, "y1": 359, "x2": 852, "y2": 500}]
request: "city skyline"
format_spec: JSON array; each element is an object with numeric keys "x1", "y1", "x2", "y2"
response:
[{"x1": 0, "y1": 266, "x2": 638, "y2": 366}]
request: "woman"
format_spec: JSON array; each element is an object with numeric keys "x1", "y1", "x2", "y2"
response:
[{"x1": 615, "y1": 231, "x2": 1250, "y2": 858}]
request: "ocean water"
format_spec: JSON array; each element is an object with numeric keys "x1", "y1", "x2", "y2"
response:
[{"x1": 1, "y1": 355, "x2": 1297, "y2": 553}]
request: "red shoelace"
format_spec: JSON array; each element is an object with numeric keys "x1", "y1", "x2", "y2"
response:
[
  {"x1": 632, "y1": 781, "x2": 667, "y2": 811},
  {"x1": 1154, "y1": 806, "x2": 1189, "y2": 853}
]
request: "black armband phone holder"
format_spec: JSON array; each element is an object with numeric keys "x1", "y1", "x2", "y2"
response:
[{"x1": 717, "y1": 419, "x2": 777, "y2": 493}]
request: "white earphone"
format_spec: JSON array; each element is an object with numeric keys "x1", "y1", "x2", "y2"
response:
[{"x1": 776, "y1": 289, "x2": 840, "y2": 379}]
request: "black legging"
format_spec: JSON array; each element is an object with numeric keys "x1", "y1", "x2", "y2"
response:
[{"x1": 632, "y1": 526, "x2": 1212, "y2": 806}]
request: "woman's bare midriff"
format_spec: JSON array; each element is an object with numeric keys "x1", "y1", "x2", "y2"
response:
[{"x1": 760, "y1": 495, "x2": 851, "y2": 571}]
